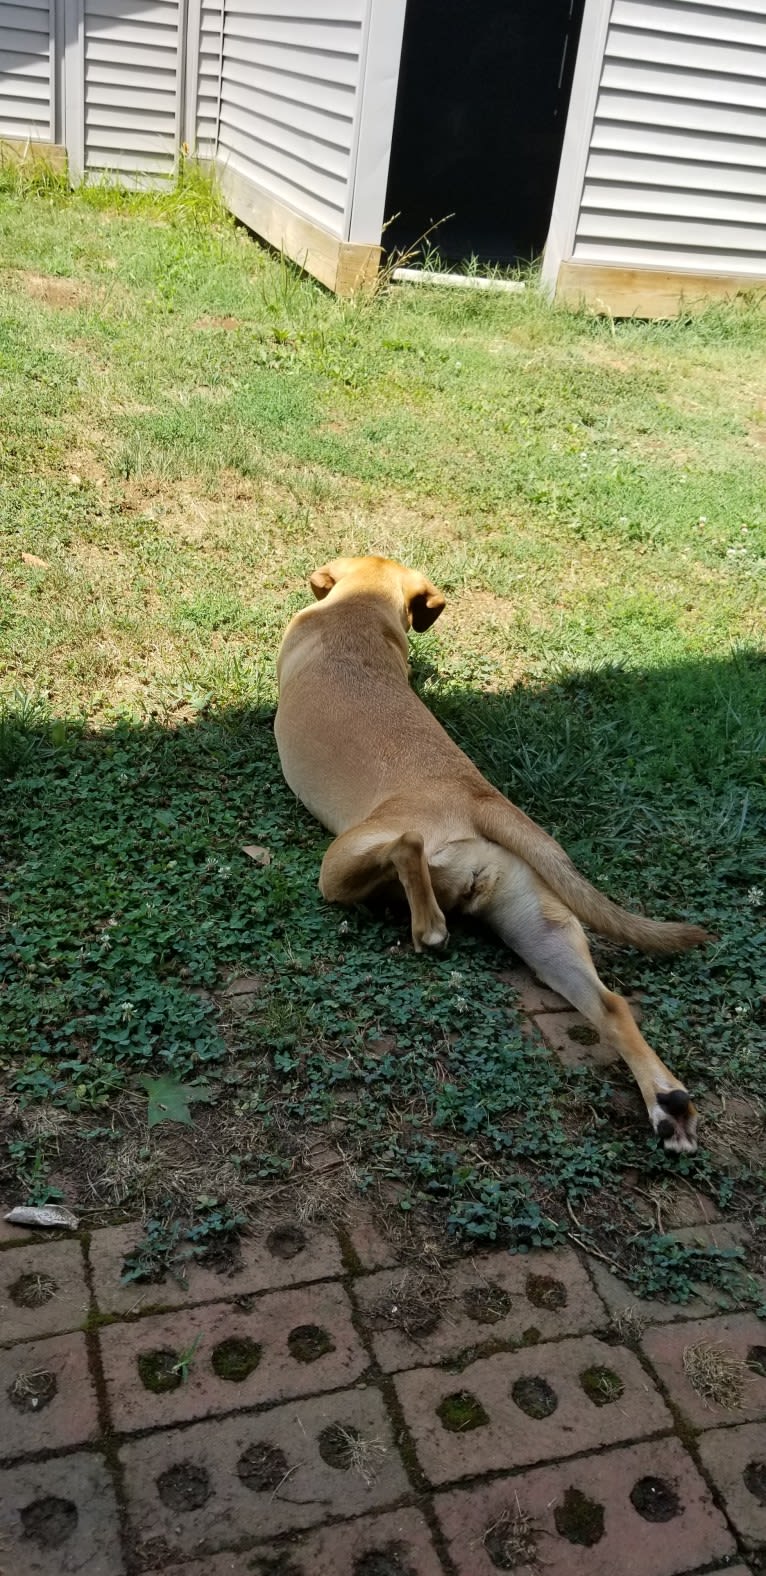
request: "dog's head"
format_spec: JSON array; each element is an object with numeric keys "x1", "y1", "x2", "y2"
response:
[{"x1": 309, "y1": 555, "x2": 446, "y2": 632}]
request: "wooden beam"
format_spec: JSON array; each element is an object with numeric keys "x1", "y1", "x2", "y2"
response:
[
  {"x1": 217, "y1": 162, "x2": 380, "y2": 296},
  {"x1": 0, "y1": 139, "x2": 67, "y2": 175},
  {"x1": 556, "y1": 260, "x2": 766, "y2": 319}
]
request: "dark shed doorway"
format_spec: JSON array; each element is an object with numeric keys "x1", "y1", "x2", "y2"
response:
[{"x1": 384, "y1": 0, "x2": 586, "y2": 267}]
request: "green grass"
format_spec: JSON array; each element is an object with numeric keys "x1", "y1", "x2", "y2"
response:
[{"x1": 1, "y1": 174, "x2": 765, "y2": 1299}]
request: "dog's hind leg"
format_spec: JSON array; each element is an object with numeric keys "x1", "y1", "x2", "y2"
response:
[
  {"x1": 482, "y1": 865, "x2": 697, "y2": 1154},
  {"x1": 320, "y1": 821, "x2": 448, "y2": 953}
]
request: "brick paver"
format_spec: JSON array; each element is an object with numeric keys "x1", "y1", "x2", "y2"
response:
[
  {"x1": 698, "y1": 1421, "x2": 766, "y2": 1548},
  {"x1": 643, "y1": 1312, "x2": 766, "y2": 1429},
  {"x1": 88, "y1": 1218, "x2": 342, "y2": 1316},
  {"x1": 0, "y1": 1451, "x2": 124, "y2": 1575},
  {"x1": 119, "y1": 1386, "x2": 409, "y2": 1565},
  {"x1": 435, "y1": 1437, "x2": 735, "y2": 1576},
  {"x1": 535, "y1": 1009, "x2": 619, "y2": 1067},
  {"x1": 99, "y1": 1280, "x2": 368, "y2": 1431},
  {"x1": 354, "y1": 1247, "x2": 603, "y2": 1371},
  {"x1": 395, "y1": 1334, "x2": 671, "y2": 1484},
  {"x1": 0, "y1": 1331, "x2": 98, "y2": 1458},
  {"x1": 144, "y1": 1508, "x2": 445, "y2": 1575},
  {"x1": 0, "y1": 1239, "x2": 89, "y2": 1343}
]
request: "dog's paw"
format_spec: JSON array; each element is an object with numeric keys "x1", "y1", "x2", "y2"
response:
[
  {"x1": 650, "y1": 1088, "x2": 698, "y2": 1155},
  {"x1": 413, "y1": 916, "x2": 449, "y2": 952}
]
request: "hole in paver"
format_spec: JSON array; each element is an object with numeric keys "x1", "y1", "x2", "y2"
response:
[
  {"x1": 20, "y1": 1496, "x2": 78, "y2": 1548},
  {"x1": 437, "y1": 1390, "x2": 489, "y2": 1432},
  {"x1": 370, "y1": 1275, "x2": 441, "y2": 1337},
  {"x1": 354, "y1": 1544, "x2": 416, "y2": 1576},
  {"x1": 318, "y1": 1423, "x2": 362, "y2": 1469},
  {"x1": 211, "y1": 1337, "x2": 262, "y2": 1382},
  {"x1": 156, "y1": 1462, "x2": 211, "y2": 1511},
  {"x1": 237, "y1": 1442, "x2": 289, "y2": 1492},
  {"x1": 8, "y1": 1369, "x2": 58, "y2": 1412},
  {"x1": 747, "y1": 1344, "x2": 766, "y2": 1378},
  {"x1": 554, "y1": 1487, "x2": 605, "y2": 1547},
  {"x1": 462, "y1": 1283, "x2": 511, "y2": 1325},
  {"x1": 525, "y1": 1273, "x2": 567, "y2": 1311},
  {"x1": 248, "y1": 1555, "x2": 304, "y2": 1576},
  {"x1": 9, "y1": 1272, "x2": 58, "y2": 1308},
  {"x1": 266, "y1": 1224, "x2": 306, "y2": 1260},
  {"x1": 567, "y1": 1024, "x2": 600, "y2": 1045},
  {"x1": 137, "y1": 1348, "x2": 183, "y2": 1394},
  {"x1": 511, "y1": 1376, "x2": 558, "y2": 1419},
  {"x1": 630, "y1": 1476, "x2": 682, "y2": 1522},
  {"x1": 483, "y1": 1505, "x2": 538, "y2": 1570},
  {"x1": 743, "y1": 1459, "x2": 766, "y2": 1506},
  {"x1": 580, "y1": 1365, "x2": 625, "y2": 1407},
  {"x1": 287, "y1": 1324, "x2": 335, "y2": 1363},
  {"x1": 521, "y1": 1326, "x2": 540, "y2": 1345}
]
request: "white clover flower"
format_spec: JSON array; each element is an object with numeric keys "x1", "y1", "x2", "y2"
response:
[
  {"x1": 119, "y1": 1000, "x2": 135, "y2": 1021},
  {"x1": 454, "y1": 995, "x2": 468, "y2": 1014},
  {"x1": 747, "y1": 886, "x2": 763, "y2": 906},
  {"x1": 449, "y1": 970, "x2": 464, "y2": 989}
]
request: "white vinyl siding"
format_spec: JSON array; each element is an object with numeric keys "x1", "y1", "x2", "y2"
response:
[
  {"x1": 0, "y1": 0, "x2": 53, "y2": 141},
  {"x1": 83, "y1": 0, "x2": 181, "y2": 179},
  {"x1": 216, "y1": 1, "x2": 365, "y2": 237},
  {"x1": 195, "y1": 0, "x2": 221, "y2": 156},
  {"x1": 573, "y1": 0, "x2": 766, "y2": 274}
]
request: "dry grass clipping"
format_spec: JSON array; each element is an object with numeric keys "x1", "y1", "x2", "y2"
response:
[
  {"x1": 482, "y1": 1497, "x2": 539, "y2": 1569},
  {"x1": 683, "y1": 1339, "x2": 747, "y2": 1410},
  {"x1": 609, "y1": 1305, "x2": 648, "y2": 1345}
]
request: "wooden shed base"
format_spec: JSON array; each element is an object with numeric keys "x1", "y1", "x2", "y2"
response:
[
  {"x1": 556, "y1": 260, "x2": 766, "y2": 319},
  {"x1": 0, "y1": 138, "x2": 67, "y2": 175},
  {"x1": 216, "y1": 163, "x2": 381, "y2": 296}
]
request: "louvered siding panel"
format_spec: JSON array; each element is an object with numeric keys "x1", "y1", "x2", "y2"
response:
[
  {"x1": 573, "y1": 0, "x2": 766, "y2": 275},
  {"x1": 217, "y1": 2, "x2": 364, "y2": 238},
  {"x1": 196, "y1": 1, "x2": 221, "y2": 155},
  {"x1": 84, "y1": 0, "x2": 181, "y2": 179},
  {"x1": 0, "y1": 0, "x2": 52, "y2": 141}
]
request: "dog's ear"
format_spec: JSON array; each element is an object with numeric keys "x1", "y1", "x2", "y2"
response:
[
  {"x1": 309, "y1": 565, "x2": 337, "y2": 600},
  {"x1": 406, "y1": 572, "x2": 446, "y2": 632}
]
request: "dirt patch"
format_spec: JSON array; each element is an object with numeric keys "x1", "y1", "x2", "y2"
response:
[
  {"x1": 580, "y1": 1365, "x2": 625, "y2": 1407},
  {"x1": 137, "y1": 1348, "x2": 183, "y2": 1394},
  {"x1": 437, "y1": 1390, "x2": 489, "y2": 1432},
  {"x1": 748, "y1": 1345, "x2": 766, "y2": 1378},
  {"x1": 287, "y1": 1324, "x2": 335, "y2": 1363},
  {"x1": 353, "y1": 1546, "x2": 416, "y2": 1576},
  {"x1": 211, "y1": 1336, "x2": 262, "y2": 1382},
  {"x1": 8, "y1": 1368, "x2": 58, "y2": 1412},
  {"x1": 266, "y1": 1223, "x2": 307, "y2": 1260},
  {"x1": 553, "y1": 1487, "x2": 605, "y2": 1547},
  {"x1": 629, "y1": 1476, "x2": 682, "y2": 1522},
  {"x1": 20, "y1": 1496, "x2": 78, "y2": 1547},
  {"x1": 567, "y1": 1023, "x2": 600, "y2": 1046},
  {"x1": 8, "y1": 271, "x2": 97, "y2": 309},
  {"x1": 237, "y1": 1442, "x2": 288, "y2": 1493},
  {"x1": 525, "y1": 1273, "x2": 567, "y2": 1311},
  {"x1": 9, "y1": 1272, "x2": 58, "y2": 1308},
  {"x1": 511, "y1": 1376, "x2": 558, "y2": 1419},
  {"x1": 462, "y1": 1281, "x2": 512, "y2": 1324},
  {"x1": 156, "y1": 1462, "x2": 211, "y2": 1511}
]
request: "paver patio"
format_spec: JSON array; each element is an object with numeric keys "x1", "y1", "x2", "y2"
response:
[{"x1": 0, "y1": 971, "x2": 763, "y2": 1574}]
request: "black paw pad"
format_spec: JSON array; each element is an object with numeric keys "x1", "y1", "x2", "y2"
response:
[
  {"x1": 656, "y1": 1118, "x2": 675, "y2": 1140},
  {"x1": 657, "y1": 1089, "x2": 690, "y2": 1117}
]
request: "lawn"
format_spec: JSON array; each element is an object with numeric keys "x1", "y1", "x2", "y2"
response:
[{"x1": 1, "y1": 169, "x2": 764, "y2": 1301}]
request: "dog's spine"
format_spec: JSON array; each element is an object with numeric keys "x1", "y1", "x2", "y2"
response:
[{"x1": 474, "y1": 793, "x2": 710, "y2": 953}]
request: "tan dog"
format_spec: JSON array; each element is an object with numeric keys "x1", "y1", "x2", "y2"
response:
[{"x1": 275, "y1": 555, "x2": 710, "y2": 1153}]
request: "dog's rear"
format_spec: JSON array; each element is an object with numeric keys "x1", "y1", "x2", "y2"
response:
[{"x1": 276, "y1": 555, "x2": 709, "y2": 1154}]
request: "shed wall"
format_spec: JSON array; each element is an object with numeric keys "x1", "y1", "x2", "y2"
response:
[{"x1": 0, "y1": 0, "x2": 54, "y2": 142}]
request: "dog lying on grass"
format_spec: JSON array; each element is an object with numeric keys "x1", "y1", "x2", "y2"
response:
[{"x1": 275, "y1": 555, "x2": 709, "y2": 1153}]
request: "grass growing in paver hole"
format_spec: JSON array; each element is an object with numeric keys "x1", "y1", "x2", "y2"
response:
[{"x1": 0, "y1": 172, "x2": 765, "y2": 1302}]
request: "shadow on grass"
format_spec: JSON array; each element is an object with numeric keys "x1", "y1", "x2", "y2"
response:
[{"x1": 0, "y1": 646, "x2": 764, "y2": 1300}]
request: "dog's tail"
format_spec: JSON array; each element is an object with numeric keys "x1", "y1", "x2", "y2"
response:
[{"x1": 473, "y1": 791, "x2": 711, "y2": 953}]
